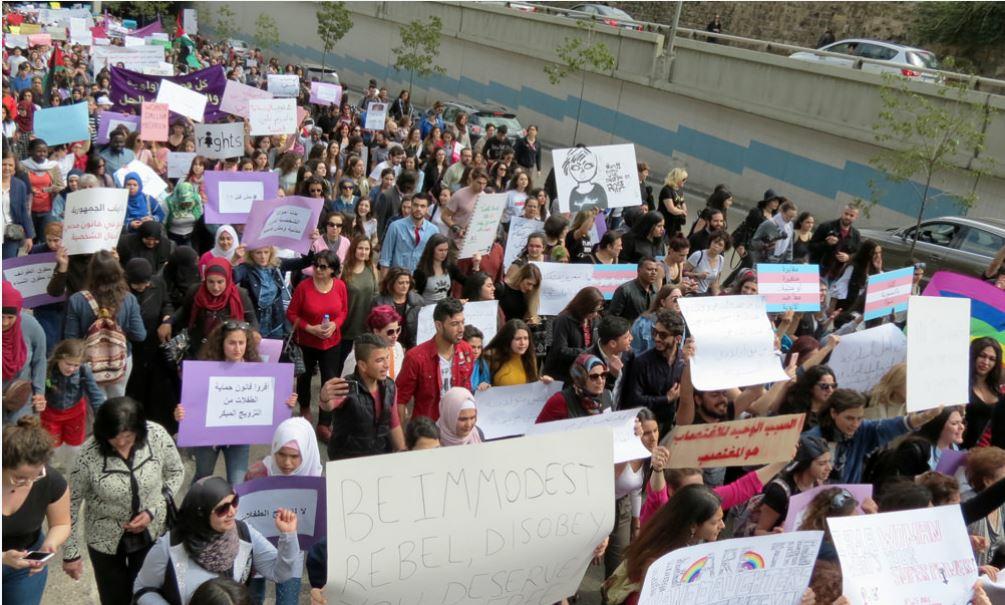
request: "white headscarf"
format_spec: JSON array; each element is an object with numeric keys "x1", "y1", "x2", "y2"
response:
[
  {"x1": 436, "y1": 387, "x2": 482, "y2": 446},
  {"x1": 263, "y1": 417, "x2": 322, "y2": 477},
  {"x1": 210, "y1": 225, "x2": 240, "y2": 259}
]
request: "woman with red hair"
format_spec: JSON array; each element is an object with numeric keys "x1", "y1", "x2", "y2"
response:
[{"x1": 339, "y1": 305, "x2": 405, "y2": 380}]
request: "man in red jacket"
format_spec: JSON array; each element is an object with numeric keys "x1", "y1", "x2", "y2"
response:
[{"x1": 395, "y1": 298, "x2": 473, "y2": 422}]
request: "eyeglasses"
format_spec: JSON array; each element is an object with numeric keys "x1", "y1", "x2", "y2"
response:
[
  {"x1": 8, "y1": 465, "x2": 46, "y2": 488},
  {"x1": 652, "y1": 328, "x2": 673, "y2": 339},
  {"x1": 327, "y1": 222, "x2": 342, "y2": 228},
  {"x1": 341, "y1": 185, "x2": 353, "y2": 190},
  {"x1": 309, "y1": 188, "x2": 324, "y2": 193},
  {"x1": 830, "y1": 489, "x2": 856, "y2": 511},
  {"x1": 314, "y1": 263, "x2": 332, "y2": 270},
  {"x1": 384, "y1": 327, "x2": 402, "y2": 336},
  {"x1": 222, "y1": 320, "x2": 251, "y2": 331},
  {"x1": 586, "y1": 372, "x2": 606, "y2": 382},
  {"x1": 816, "y1": 382, "x2": 837, "y2": 391},
  {"x1": 213, "y1": 494, "x2": 240, "y2": 517}
]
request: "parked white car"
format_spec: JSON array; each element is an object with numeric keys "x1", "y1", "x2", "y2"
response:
[{"x1": 790, "y1": 39, "x2": 940, "y2": 82}]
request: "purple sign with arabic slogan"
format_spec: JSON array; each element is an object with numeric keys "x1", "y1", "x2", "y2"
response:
[
  {"x1": 234, "y1": 475, "x2": 326, "y2": 549},
  {"x1": 97, "y1": 110, "x2": 140, "y2": 145},
  {"x1": 177, "y1": 360, "x2": 294, "y2": 447},
  {"x1": 242, "y1": 196, "x2": 323, "y2": 255},
  {"x1": 109, "y1": 65, "x2": 228, "y2": 122},
  {"x1": 203, "y1": 170, "x2": 279, "y2": 224},
  {"x1": 2, "y1": 253, "x2": 65, "y2": 307}
]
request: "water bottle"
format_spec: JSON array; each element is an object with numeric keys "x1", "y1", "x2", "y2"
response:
[{"x1": 321, "y1": 314, "x2": 331, "y2": 332}]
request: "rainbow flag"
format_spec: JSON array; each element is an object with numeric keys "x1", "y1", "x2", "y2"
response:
[
  {"x1": 592, "y1": 264, "x2": 637, "y2": 299},
  {"x1": 922, "y1": 271, "x2": 1005, "y2": 346}
]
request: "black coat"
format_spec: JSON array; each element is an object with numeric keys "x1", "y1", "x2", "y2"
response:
[
  {"x1": 808, "y1": 218, "x2": 861, "y2": 274},
  {"x1": 543, "y1": 314, "x2": 591, "y2": 382}
]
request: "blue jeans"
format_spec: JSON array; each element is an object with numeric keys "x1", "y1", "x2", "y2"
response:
[
  {"x1": 2, "y1": 534, "x2": 48, "y2": 605},
  {"x1": 192, "y1": 444, "x2": 250, "y2": 486},
  {"x1": 249, "y1": 575, "x2": 301, "y2": 605}
]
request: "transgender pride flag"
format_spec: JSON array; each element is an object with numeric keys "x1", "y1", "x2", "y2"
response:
[
  {"x1": 756, "y1": 264, "x2": 821, "y2": 312},
  {"x1": 864, "y1": 266, "x2": 914, "y2": 320},
  {"x1": 593, "y1": 264, "x2": 638, "y2": 299}
]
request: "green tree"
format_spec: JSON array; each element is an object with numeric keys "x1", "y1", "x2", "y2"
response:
[
  {"x1": 544, "y1": 22, "x2": 616, "y2": 144},
  {"x1": 316, "y1": 2, "x2": 353, "y2": 73},
  {"x1": 103, "y1": 1, "x2": 175, "y2": 26},
  {"x1": 392, "y1": 16, "x2": 447, "y2": 96},
  {"x1": 913, "y1": 3, "x2": 1005, "y2": 75},
  {"x1": 213, "y1": 5, "x2": 237, "y2": 42},
  {"x1": 254, "y1": 13, "x2": 280, "y2": 55},
  {"x1": 870, "y1": 74, "x2": 996, "y2": 257}
]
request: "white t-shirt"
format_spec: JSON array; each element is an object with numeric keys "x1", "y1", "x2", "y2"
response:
[
  {"x1": 438, "y1": 354, "x2": 453, "y2": 397},
  {"x1": 368, "y1": 160, "x2": 402, "y2": 184},
  {"x1": 686, "y1": 250, "x2": 724, "y2": 294}
]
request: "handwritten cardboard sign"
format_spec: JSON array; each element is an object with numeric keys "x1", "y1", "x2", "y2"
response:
[
  {"x1": 2, "y1": 253, "x2": 64, "y2": 307},
  {"x1": 309, "y1": 81, "x2": 342, "y2": 106},
  {"x1": 324, "y1": 427, "x2": 614, "y2": 604},
  {"x1": 458, "y1": 192, "x2": 507, "y2": 259},
  {"x1": 139, "y1": 101, "x2": 169, "y2": 141},
  {"x1": 756, "y1": 263, "x2": 822, "y2": 312},
  {"x1": 235, "y1": 476, "x2": 325, "y2": 549},
  {"x1": 552, "y1": 144, "x2": 640, "y2": 213},
  {"x1": 177, "y1": 360, "x2": 295, "y2": 447},
  {"x1": 416, "y1": 299, "x2": 500, "y2": 346},
  {"x1": 503, "y1": 216, "x2": 544, "y2": 267},
  {"x1": 532, "y1": 261, "x2": 594, "y2": 315},
  {"x1": 782, "y1": 484, "x2": 873, "y2": 532},
  {"x1": 829, "y1": 505, "x2": 977, "y2": 605},
  {"x1": 219, "y1": 79, "x2": 273, "y2": 119},
  {"x1": 62, "y1": 188, "x2": 128, "y2": 255},
  {"x1": 363, "y1": 101, "x2": 388, "y2": 130},
  {"x1": 242, "y1": 196, "x2": 324, "y2": 254},
  {"x1": 526, "y1": 409, "x2": 652, "y2": 464},
  {"x1": 906, "y1": 295, "x2": 970, "y2": 412},
  {"x1": 828, "y1": 323, "x2": 906, "y2": 395},
  {"x1": 155, "y1": 78, "x2": 208, "y2": 122},
  {"x1": 194, "y1": 122, "x2": 245, "y2": 160},
  {"x1": 249, "y1": 98, "x2": 297, "y2": 136},
  {"x1": 266, "y1": 74, "x2": 300, "y2": 98},
  {"x1": 166, "y1": 152, "x2": 196, "y2": 180},
  {"x1": 639, "y1": 531, "x2": 823, "y2": 605},
  {"x1": 678, "y1": 295, "x2": 789, "y2": 390},
  {"x1": 474, "y1": 381, "x2": 563, "y2": 439},
  {"x1": 204, "y1": 170, "x2": 279, "y2": 224},
  {"x1": 666, "y1": 414, "x2": 804, "y2": 469},
  {"x1": 864, "y1": 266, "x2": 914, "y2": 320}
]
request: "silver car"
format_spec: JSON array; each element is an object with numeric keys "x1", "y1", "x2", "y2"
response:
[
  {"x1": 790, "y1": 39, "x2": 940, "y2": 83},
  {"x1": 859, "y1": 216, "x2": 1005, "y2": 280}
]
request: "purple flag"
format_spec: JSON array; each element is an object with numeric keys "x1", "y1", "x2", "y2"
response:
[
  {"x1": 2, "y1": 253, "x2": 65, "y2": 307},
  {"x1": 242, "y1": 196, "x2": 324, "y2": 255},
  {"x1": 203, "y1": 170, "x2": 279, "y2": 224},
  {"x1": 109, "y1": 65, "x2": 228, "y2": 122},
  {"x1": 97, "y1": 110, "x2": 140, "y2": 145},
  {"x1": 234, "y1": 476, "x2": 326, "y2": 549},
  {"x1": 177, "y1": 360, "x2": 295, "y2": 447},
  {"x1": 131, "y1": 20, "x2": 164, "y2": 37}
]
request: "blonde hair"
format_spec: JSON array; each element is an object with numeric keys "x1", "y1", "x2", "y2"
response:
[
  {"x1": 243, "y1": 245, "x2": 280, "y2": 268},
  {"x1": 868, "y1": 363, "x2": 906, "y2": 408},
  {"x1": 504, "y1": 263, "x2": 541, "y2": 320},
  {"x1": 664, "y1": 167, "x2": 688, "y2": 188}
]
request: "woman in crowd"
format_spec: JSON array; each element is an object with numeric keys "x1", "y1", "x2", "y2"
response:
[
  {"x1": 122, "y1": 172, "x2": 165, "y2": 232},
  {"x1": 864, "y1": 363, "x2": 907, "y2": 420},
  {"x1": 732, "y1": 192, "x2": 780, "y2": 263},
  {"x1": 163, "y1": 181, "x2": 204, "y2": 247},
  {"x1": 133, "y1": 477, "x2": 300, "y2": 605},
  {"x1": 63, "y1": 397, "x2": 184, "y2": 605},
  {"x1": 778, "y1": 365, "x2": 838, "y2": 428},
  {"x1": 353, "y1": 197, "x2": 377, "y2": 241},
  {"x1": 1, "y1": 152, "x2": 34, "y2": 259},
  {"x1": 341, "y1": 305, "x2": 406, "y2": 379},
  {"x1": 234, "y1": 245, "x2": 311, "y2": 341},
  {"x1": 505, "y1": 231, "x2": 547, "y2": 279},
  {"x1": 496, "y1": 263, "x2": 542, "y2": 325},
  {"x1": 287, "y1": 249, "x2": 348, "y2": 437},
  {"x1": 2, "y1": 416, "x2": 71, "y2": 605},
  {"x1": 603, "y1": 409, "x2": 655, "y2": 580},
  {"x1": 658, "y1": 167, "x2": 688, "y2": 236},
  {"x1": 2, "y1": 281, "x2": 46, "y2": 424},
  {"x1": 413, "y1": 234, "x2": 461, "y2": 305},
  {"x1": 482, "y1": 319, "x2": 544, "y2": 386},
  {"x1": 329, "y1": 179, "x2": 359, "y2": 216},
  {"x1": 792, "y1": 211, "x2": 815, "y2": 264},
  {"x1": 684, "y1": 230, "x2": 729, "y2": 296},
  {"x1": 117, "y1": 220, "x2": 174, "y2": 272},
  {"x1": 315, "y1": 211, "x2": 351, "y2": 262},
  {"x1": 503, "y1": 169, "x2": 532, "y2": 225},
  {"x1": 340, "y1": 234, "x2": 380, "y2": 364},
  {"x1": 162, "y1": 246, "x2": 201, "y2": 310},
  {"x1": 797, "y1": 487, "x2": 860, "y2": 562},
  {"x1": 750, "y1": 435, "x2": 833, "y2": 535},
  {"x1": 173, "y1": 257, "x2": 258, "y2": 359},
  {"x1": 916, "y1": 406, "x2": 965, "y2": 470},
  {"x1": 620, "y1": 212, "x2": 666, "y2": 264},
  {"x1": 630, "y1": 285, "x2": 681, "y2": 355},
  {"x1": 966, "y1": 447, "x2": 1005, "y2": 568},
  {"x1": 436, "y1": 387, "x2": 483, "y2": 446},
  {"x1": 63, "y1": 251, "x2": 147, "y2": 398},
  {"x1": 374, "y1": 268, "x2": 424, "y2": 350},
  {"x1": 967, "y1": 337, "x2": 1003, "y2": 448},
  {"x1": 244, "y1": 417, "x2": 321, "y2": 605},
  {"x1": 461, "y1": 271, "x2": 497, "y2": 304},
  {"x1": 544, "y1": 286, "x2": 603, "y2": 383},
  {"x1": 833, "y1": 239, "x2": 883, "y2": 313},
  {"x1": 565, "y1": 208, "x2": 598, "y2": 263},
  {"x1": 198, "y1": 225, "x2": 243, "y2": 275}
]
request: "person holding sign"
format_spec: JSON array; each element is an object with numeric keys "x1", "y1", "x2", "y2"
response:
[
  {"x1": 162, "y1": 182, "x2": 204, "y2": 248},
  {"x1": 544, "y1": 286, "x2": 604, "y2": 383},
  {"x1": 623, "y1": 309, "x2": 686, "y2": 432},
  {"x1": 132, "y1": 477, "x2": 300, "y2": 605},
  {"x1": 440, "y1": 168, "x2": 488, "y2": 243},
  {"x1": 198, "y1": 226, "x2": 243, "y2": 276}
]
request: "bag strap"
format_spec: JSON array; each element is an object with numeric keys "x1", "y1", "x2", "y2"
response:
[
  {"x1": 285, "y1": 318, "x2": 300, "y2": 347},
  {"x1": 81, "y1": 291, "x2": 100, "y2": 316}
]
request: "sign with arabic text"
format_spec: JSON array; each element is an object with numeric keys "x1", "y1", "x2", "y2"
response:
[{"x1": 666, "y1": 414, "x2": 804, "y2": 468}]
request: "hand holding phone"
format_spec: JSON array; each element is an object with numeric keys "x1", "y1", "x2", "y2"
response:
[{"x1": 22, "y1": 551, "x2": 54, "y2": 563}]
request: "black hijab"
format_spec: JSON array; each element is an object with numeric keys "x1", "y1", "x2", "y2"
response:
[
  {"x1": 175, "y1": 477, "x2": 240, "y2": 572},
  {"x1": 162, "y1": 246, "x2": 200, "y2": 307},
  {"x1": 119, "y1": 221, "x2": 173, "y2": 271}
]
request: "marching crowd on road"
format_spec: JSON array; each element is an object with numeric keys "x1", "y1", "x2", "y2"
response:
[{"x1": 3, "y1": 4, "x2": 1005, "y2": 605}]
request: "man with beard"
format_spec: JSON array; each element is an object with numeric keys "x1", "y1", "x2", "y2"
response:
[
  {"x1": 622, "y1": 309, "x2": 685, "y2": 432},
  {"x1": 809, "y1": 205, "x2": 861, "y2": 276}
]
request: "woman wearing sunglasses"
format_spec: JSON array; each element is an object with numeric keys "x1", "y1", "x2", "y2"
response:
[
  {"x1": 234, "y1": 243, "x2": 315, "y2": 341},
  {"x1": 133, "y1": 477, "x2": 299, "y2": 605},
  {"x1": 340, "y1": 305, "x2": 406, "y2": 380}
]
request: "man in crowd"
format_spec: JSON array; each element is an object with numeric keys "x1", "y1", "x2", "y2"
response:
[
  {"x1": 379, "y1": 193, "x2": 439, "y2": 274},
  {"x1": 609, "y1": 257, "x2": 660, "y2": 323},
  {"x1": 587, "y1": 315, "x2": 635, "y2": 405},
  {"x1": 809, "y1": 204, "x2": 861, "y2": 275},
  {"x1": 623, "y1": 309, "x2": 686, "y2": 432},
  {"x1": 374, "y1": 169, "x2": 416, "y2": 238}
]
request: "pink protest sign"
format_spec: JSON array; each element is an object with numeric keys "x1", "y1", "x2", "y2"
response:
[
  {"x1": 309, "y1": 81, "x2": 342, "y2": 106},
  {"x1": 756, "y1": 263, "x2": 822, "y2": 312},
  {"x1": 242, "y1": 196, "x2": 324, "y2": 255},
  {"x1": 140, "y1": 102, "x2": 169, "y2": 141},
  {"x1": 219, "y1": 79, "x2": 273, "y2": 119},
  {"x1": 864, "y1": 266, "x2": 914, "y2": 320}
]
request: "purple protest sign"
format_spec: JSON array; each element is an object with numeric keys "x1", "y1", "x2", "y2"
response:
[
  {"x1": 108, "y1": 65, "x2": 228, "y2": 122},
  {"x1": 2, "y1": 253, "x2": 65, "y2": 307},
  {"x1": 220, "y1": 79, "x2": 273, "y2": 119},
  {"x1": 783, "y1": 483, "x2": 873, "y2": 532},
  {"x1": 203, "y1": 170, "x2": 279, "y2": 224},
  {"x1": 177, "y1": 360, "x2": 294, "y2": 447},
  {"x1": 242, "y1": 196, "x2": 324, "y2": 255},
  {"x1": 97, "y1": 110, "x2": 140, "y2": 144},
  {"x1": 935, "y1": 449, "x2": 968, "y2": 476},
  {"x1": 131, "y1": 20, "x2": 163, "y2": 37},
  {"x1": 234, "y1": 476, "x2": 326, "y2": 549},
  {"x1": 309, "y1": 81, "x2": 342, "y2": 106},
  {"x1": 258, "y1": 338, "x2": 283, "y2": 363}
]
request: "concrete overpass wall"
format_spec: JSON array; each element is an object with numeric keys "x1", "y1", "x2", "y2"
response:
[{"x1": 217, "y1": 1, "x2": 1004, "y2": 225}]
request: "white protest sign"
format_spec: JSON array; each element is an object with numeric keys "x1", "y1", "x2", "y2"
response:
[
  {"x1": 194, "y1": 122, "x2": 245, "y2": 160},
  {"x1": 552, "y1": 144, "x2": 640, "y2": 213},
  {"x1": 829, "y1": 504, "x2": 977, "y2": 605},
  {"x1": 155, "y1": 79, "x2": 207, "y2": 122},
  {"x1": 678, "y1": 295, "x2": 789, "y2": 390},
  {"x1": 906, "y1": 295, "x2": 971, "y2": 412},
  {"x1": 2, "y1": 255, "x2": 58, "y2": 306},
  {"x1": 205, "y1": 376, "x2": 275, "y2": 427},
  {"x1": 504, "y1": 216, "x2": 544, "y2": 268},
  {"x1": 182, "y1": 8, "x2": 198, "y2": 34},
  {"x1": 416, "y1": 299, "x2": 500, "y2": 346},
  {"x1": 91, "y1": 45, "x2": 165, "y2": 70},
  {"x1": 71, "y1": 32, "x2": 93, "y2": 46},
  {"x1": 69, "y1": 17, "x2": 87, "y2": 37},
  {"x1": 325, "y1": 427, "x2": 614, "y2": 604},
  {"x1": 639, "y1": 532, "x2": 823, "y2": 605},
  {"x1": 167, "y1": 152, "x2": 196, "y2": 180},
  {"x1": 266, "y1": 74, "x2": 300, "y2": 98},
  {"x1": 532, "y1": 261, "x2": 594, "y2": 316},
  {"x1": 114, "y1": 160, "x2": 168, "y2": 200},
  {"x1": 828, "y1": 323, "x2": 907, "y2": 394},
  {"x1": 260, "y1": 206, "x2": 312, "y2": 239},
  {"x1": 475, "y1": 381, "x2": 563, "y2": 439},
  {"x1": 124, "y1": 35, "x2": 145, "y2": 47},
  {"x1": 364, "y1": 102, "x2": 388, "y2": 130},
  {"x1": 526, "y1": 409, "x2": 651, "y2": 463},
  {"x1": 63, "y1": 188, "x2": 128, "y2": 254},
  {"x1": 310, "y1": 81, "x2": 342, "y2": 106},
  {"x1": 220, "y1": 80, "x2": 273, "y2": 119},
  {"x1": 140, "y1": 61, "x2": 174, "y2": 76},
  {"x1": 237, "y1": 486, "x2": 317, "y2": 541},
  {"x1": 459, "y1": 192, "x2": 507, "y2": 259},
  {"x1": 249, "y1": 98, "x2": 297, "y2": 136},
  {"x1": 219, "y1": 181, "x2": 264, "y2": 215}
]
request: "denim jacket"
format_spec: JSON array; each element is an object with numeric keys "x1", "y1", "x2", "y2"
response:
[
  {"x1": 45, "y1": 364, "x2": 106, "y2": 412},
  {"x1": 805, "y1": 416, "x2": 911, "y2": 484}
]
